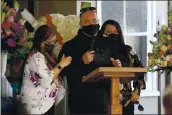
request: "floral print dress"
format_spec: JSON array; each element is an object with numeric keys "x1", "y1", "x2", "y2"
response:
[{"x1": 19, "y1": 51, "x2": 65, "y2": 114}]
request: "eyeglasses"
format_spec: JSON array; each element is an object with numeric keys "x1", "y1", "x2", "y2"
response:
[{"x1": 45, "y1": 40, "x2": 57, "y2": 45}]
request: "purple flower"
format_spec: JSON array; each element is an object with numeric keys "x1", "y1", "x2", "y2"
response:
[
  {"x1": 49, "y1": 89, "x2": 57, "y2": 98},
  {"x1": 12, "y1": 32, "x2": 16, "y2": 37},
  {"x1": 170, "y1": 29, "x2": 172, "y2": 35},
  {"x1": 12, "y1": 23, "x2": 23, "y2": 32},
  {"x1": 169, "y1": 47, "x2": 172, "y2": 53},
  {"x1": 7, "y1": 38, "x2": 16, "y2": 47}
]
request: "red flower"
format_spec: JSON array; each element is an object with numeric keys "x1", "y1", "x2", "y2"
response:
[{"x1": 1, "y1": 21, "x2": 13, "y2": 30}]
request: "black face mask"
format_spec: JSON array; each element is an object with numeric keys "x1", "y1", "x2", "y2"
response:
[
  {"x1": 82, "y1": 24, "x2": 100, "y2": 36},
  {"x1": 45, "y1": 44, "x2": 54, "y2": 54},
  {"x1": 108, "y1": 33, "x2": 120, "y2": 41}
]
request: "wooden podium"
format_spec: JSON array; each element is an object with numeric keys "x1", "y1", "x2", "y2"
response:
[{"x1": 82, "y1": 67, "x2": 147, "y2": 114}]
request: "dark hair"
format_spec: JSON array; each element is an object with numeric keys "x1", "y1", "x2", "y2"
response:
[
  {"x1": 101, "y1": 20, "x2": 130, "y2": 64},
  {"x1": 32, "y1": 25, "x2": 55, "y2": 51},
  {"x1": 101, "y1": 19, "x2": 125, "y2": 45}
]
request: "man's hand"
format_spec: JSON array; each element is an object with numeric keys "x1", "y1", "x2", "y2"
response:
[
  {"x1": 82, "y1": 51, "x2": 95, "y2": 64},
  {"x1": 110, "y1": 58, "x2": 122, "y2": 67}
]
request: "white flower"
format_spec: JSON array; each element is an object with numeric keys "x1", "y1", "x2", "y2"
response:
[{"x1": 50, "y1": 14, "x2": 80, "y2": 43}]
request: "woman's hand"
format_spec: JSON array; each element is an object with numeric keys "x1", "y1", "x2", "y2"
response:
[
  {"x1": 58, "y1": 56, "x2": 72, "y2": 68},
  {"x1": 110, "y1": 58, "x2": 122, "y2": 67}
]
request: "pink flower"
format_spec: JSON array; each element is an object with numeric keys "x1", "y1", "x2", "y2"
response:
[
  {"x1": 10, "y1": 8, "x2": 17, "y2": 16},
  {"x1": 7, "y1": 15, "x2": 14, "y2": 22},
  {"x1": 7, "y1": 38, "x2": 16, "y2": 47},
  {"x1": 5, "y1": 29, "x2": 12, "y2": 36}
]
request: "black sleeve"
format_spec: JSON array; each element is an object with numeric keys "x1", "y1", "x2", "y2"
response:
[
  {"x1": 130, "y1": 48, "x2": 146, "y2": 90},
  {"x1": 57, "y1": 39, "x2": 93, "y2": 78},
  {"x1": 112, "y1": 45, "x2": 130, "y2": 67},
  {"x1": 57, "y1": 43, "x2": 76, "y2": 77}
]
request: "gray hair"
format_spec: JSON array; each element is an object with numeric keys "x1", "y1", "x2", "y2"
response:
[{"x1": 163, "y1": 84, "x2": 172, "y2": 114}]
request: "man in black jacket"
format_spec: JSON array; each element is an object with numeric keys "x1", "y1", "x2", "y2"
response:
[{"x1": 58, "y1": 7, "x2": 123, "y2": 114}]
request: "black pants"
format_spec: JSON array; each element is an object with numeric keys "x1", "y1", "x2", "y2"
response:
[
  {"x1": 123, "y1": 102, "x2": 134, "y2": 115},
  {"x1": 69, "y1": 88, "x2": 109, "y2": 115},
  {"x1": 69, "y1": 97, "x2": 134, "y2": 115}
]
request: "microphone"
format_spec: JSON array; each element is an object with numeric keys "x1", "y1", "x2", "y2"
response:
[{"x1": 89, "y1": 36, "x2": 96, "y2": 51}]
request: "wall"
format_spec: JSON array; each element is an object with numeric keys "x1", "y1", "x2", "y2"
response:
[
  {"x1": 18, "y1": 0, "x2": 28, "y2": 9},
  {"x1": 34, "y1": 1, "x2": 76, "y2": 19}
]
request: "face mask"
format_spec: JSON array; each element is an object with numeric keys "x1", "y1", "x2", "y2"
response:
[
  {"x1": 45, "y1": 44, "x2": 54, "y2": 54},
  {"x1": 82, "y1": 24, "x2": 100, "y2": 36},
  {"x1": 108, "y1": 33, "x2": 120, "y2": 41}
]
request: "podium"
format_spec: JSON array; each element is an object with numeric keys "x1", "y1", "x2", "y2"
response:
[{"x1": 82, "y1": 67, "x2": 147, "y2": 114}]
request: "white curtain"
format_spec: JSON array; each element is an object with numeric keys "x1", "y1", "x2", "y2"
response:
[{"x1": 1, "y1": 51, "x2": 13, "y2": 98}]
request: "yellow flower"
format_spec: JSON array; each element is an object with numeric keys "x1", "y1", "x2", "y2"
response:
[
  {"x1": 39, "y1": 16, "x2": 47, "y2": 25},
  {"x1": 160, "y1": 61, "x2": 167, "y2": 67},
  {"x1": 162, "y1": 25, "x2": 167, "y2": 32},
  {"x1": 167, "y1": 34, "x2": 172, "y2": 41},
  {"x1": 160, "y1": 45, "x2": 168, "y2": 53},
  {"x1": 148, "y1": 58, "x2": 154, "y2": 66}
]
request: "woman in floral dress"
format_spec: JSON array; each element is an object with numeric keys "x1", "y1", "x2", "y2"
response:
[{"x1": 18, "y1": 25, "x2": 72, "y2": 114}]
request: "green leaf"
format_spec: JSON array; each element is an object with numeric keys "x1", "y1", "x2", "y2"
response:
[
  {"x1": 150, "y1": 41, "x2": 156, "y2": 45},
  {"x1": 13, "y1": 0, "x2": 20, "y2": 10}
]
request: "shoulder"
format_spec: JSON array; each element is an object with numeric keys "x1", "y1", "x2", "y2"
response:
[
  {"x1": 27, "y1": 51, "x2": 44, "y2": 61},
  {"x1": 125, "y1": 45, "x2": 132, "y2": 50},
  {"x1": 125, "y1": 45, "x2": 136, "y2": 55},
  {"x1": 62, "y1": 34, "x2": 80, "y2": 48}
]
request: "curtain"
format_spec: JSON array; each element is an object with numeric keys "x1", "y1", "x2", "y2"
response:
[{"x1": 1, "y1": 51, "x2": 13, "y2": 98}]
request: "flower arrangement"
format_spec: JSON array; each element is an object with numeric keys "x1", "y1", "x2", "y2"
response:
[
  {"x1": 1, "y1": 0, "x2": 34, "y2": 94},
  {"x1": 1, "y1": 0, "x2": 34, "y2": 59},
  {"x1": 148, "y1": 2, "x2": 172, "y2": 73}
]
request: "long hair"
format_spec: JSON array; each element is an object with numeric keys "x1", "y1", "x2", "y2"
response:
[
  {"x1": 32, "y1": 25, "x2": 55, "y2": 51},
  {"x1": 101, "y1": 20, "x2": 130, "y2": 64},
  {"x1": 101, "y1": 19, "x2": 125, "y2": 45},
  {"x1": 31, "y1": 25, "x2": 56, "y2": 70}
]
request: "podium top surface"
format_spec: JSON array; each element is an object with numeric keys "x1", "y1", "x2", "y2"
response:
[{"x1": 82, "y1": 67, "x2": 147, "y2": 82}]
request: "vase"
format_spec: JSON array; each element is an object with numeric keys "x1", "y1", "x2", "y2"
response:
[{"x1": 1, "y1": 50, "x2": 13, "y2": 98}]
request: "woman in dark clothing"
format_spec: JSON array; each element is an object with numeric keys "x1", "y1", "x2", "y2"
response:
[{"x1": 100, "y1": 19, "x2": 146, "y2": 115}]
